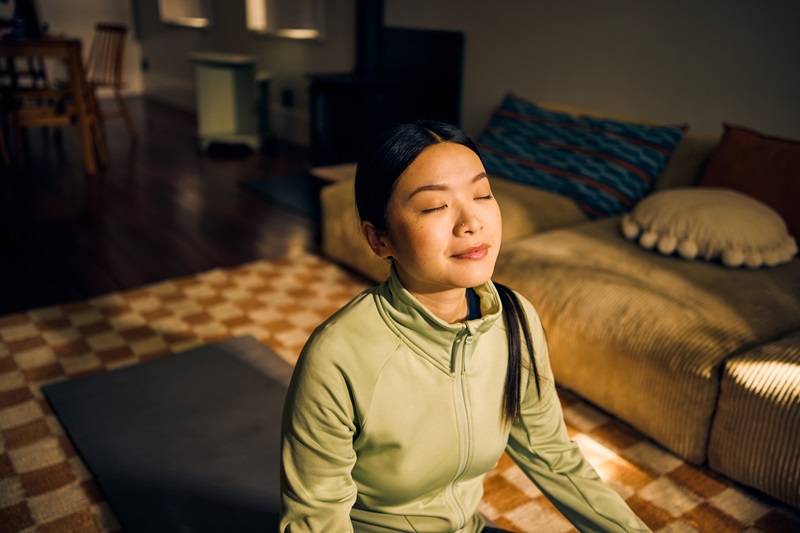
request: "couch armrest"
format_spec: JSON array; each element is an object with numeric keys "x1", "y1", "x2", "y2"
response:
[{"x1": 321, "y1": 179, "x2": 391, "y2": 283}]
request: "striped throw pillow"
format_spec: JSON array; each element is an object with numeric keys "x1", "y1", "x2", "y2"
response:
[{"x1": 477, "y1": 94, "x2": 687, "y2": 218}]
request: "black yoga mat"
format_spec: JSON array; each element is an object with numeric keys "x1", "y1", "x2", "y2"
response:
[{"x1": 42, "y1": 336, "x2": 294, "y2": 533}]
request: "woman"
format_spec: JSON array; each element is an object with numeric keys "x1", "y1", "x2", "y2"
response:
[{"x1": 280, "y1": 121, "x2": 651, "y2": 532}]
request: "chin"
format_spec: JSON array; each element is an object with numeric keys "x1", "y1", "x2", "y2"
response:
[{"x1": 454, "y1": 264, "x2": 495, "y2": 288}]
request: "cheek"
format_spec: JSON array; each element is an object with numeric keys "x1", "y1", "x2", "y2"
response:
[
  {"x1": 394, "y1": 219, "x2": 442, "y2": 261},
  {"x1": 490, "y1": 204, "x2": 503, "y2": 239}
]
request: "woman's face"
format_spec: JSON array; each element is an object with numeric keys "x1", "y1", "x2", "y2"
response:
[{"x1": 370, "y1": 142, "x2": 502, "y2": 298}]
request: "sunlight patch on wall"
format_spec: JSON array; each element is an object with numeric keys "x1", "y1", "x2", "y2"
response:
[
  {"x1": 245, "y1": 0, "x2": 324, "y2": 40},
  {"x1": 158, "y1": 0, "x2": 212, "y2": 29}
]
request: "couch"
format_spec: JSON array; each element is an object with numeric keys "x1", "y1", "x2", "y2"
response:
[{"x1": 317, "y1": 97, "x2": 800, "y2": 510}]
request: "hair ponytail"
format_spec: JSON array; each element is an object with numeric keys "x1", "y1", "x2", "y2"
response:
[{"x1": 495, "y1": 283, "x2": 540, "y2": 424}]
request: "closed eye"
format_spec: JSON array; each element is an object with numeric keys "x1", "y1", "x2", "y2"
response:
[
  {"x1": 421, "y1": 205, "x2": 447, "y2": 214},
  {"x1": 475, "y1": 194, "x2": 493, "y2": 201}
]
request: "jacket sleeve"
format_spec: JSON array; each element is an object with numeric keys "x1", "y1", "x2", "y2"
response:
[
  {"x1": 505, "y1": 299, "x2": 652, "y2": 533},
  {"x1": 280, "y1": 333, "x2": 358, "y2": 532}
]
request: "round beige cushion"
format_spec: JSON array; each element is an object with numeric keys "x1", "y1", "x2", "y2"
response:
[{"x1": 621, "y1": 188, "x2": 797, "y2": 268}]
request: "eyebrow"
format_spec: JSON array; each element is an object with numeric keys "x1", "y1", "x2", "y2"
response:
[{"x1": 407, "y1": 172, "x2": 488, "y2": 200}]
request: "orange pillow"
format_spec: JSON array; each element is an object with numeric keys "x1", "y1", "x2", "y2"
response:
[{"x1": 698, "y1": 124, "x2": 800, "y2": 240}]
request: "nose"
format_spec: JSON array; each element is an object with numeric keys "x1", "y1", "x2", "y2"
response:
[{"x1": 455, "y1": 206, "x2": 482, "y2": 234}]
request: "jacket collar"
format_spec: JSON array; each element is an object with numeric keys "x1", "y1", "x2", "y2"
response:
[{"x1": 374, "y1": 266, "x2": 503, "y2": 373}]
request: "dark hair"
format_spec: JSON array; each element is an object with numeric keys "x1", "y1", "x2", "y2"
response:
[
  {"x1": 355, "y1": 120, "x2": 540, "y2": 424},
  {"x1": 355, "y1": 120, "x2": 480, "y2": 234},
  {"x1": 495, "y1": 283, "x2": 541, "y2": 423}
]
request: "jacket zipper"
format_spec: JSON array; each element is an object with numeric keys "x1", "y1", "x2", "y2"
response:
[{"x1": 447, "y1": 329, "x2": 473, "y2": 527}]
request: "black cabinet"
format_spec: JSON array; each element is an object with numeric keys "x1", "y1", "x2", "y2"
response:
[
  {"x1": 308, "y1": 73, "x2": 410, "y2": 165},
  {"x1": 308, "y1": 27, "x2": 464, "y2": 166}
]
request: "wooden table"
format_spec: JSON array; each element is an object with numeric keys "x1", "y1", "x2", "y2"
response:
[{"x1": 0, "y1": 37, "x2": 99, "y2": 175}]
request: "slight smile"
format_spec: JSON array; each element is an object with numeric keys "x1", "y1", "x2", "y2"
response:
[{"x1": 452, "y1": 244, "x2": 490, "y2": 260}]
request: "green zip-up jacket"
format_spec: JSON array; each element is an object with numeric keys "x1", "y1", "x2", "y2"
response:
[{"x1": 280, "y1": 270, "x2": 651, "y2": 532}]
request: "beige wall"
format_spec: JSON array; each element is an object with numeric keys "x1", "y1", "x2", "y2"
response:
[
  {"x1": 133, "y1": 0, "x2": 356, "y2": 145},
  {"x1": 386, "y1": 0, "x2": 800, "y2": 139},
  {"x1": 74, "y1": 0, "x2": 800, "y2": 144}
]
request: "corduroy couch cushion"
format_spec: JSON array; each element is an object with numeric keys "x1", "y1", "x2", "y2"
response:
[
  {"x1": 492, "y1": 217, "x2": 800, "y2": 464},
  {"x1": 709, "y1": 331, "x2": 800, "y2": 508}
]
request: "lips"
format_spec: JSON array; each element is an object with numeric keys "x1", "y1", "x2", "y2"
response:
[{"x1": 452, "y1": 244, "x2": 490, "y2": 259}]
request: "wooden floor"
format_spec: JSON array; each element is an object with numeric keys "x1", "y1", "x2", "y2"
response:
[{"x1": 0, "y1": 97, "x2": 320, "y2": 316}]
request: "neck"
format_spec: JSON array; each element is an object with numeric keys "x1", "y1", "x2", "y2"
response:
[
  {"x1": 392, "y1": 266, "x2": 475, "y2": 324},
  {"x1": 410, "y1": 288, "x2": 469, "y2": 324}
]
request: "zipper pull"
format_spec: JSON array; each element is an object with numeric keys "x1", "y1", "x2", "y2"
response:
[{"x1": 463, "y1": 334, "x2": 474, "y2": 373}]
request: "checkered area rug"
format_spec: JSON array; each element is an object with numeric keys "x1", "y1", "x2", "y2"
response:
[{"x1": 1, "y1": 253, "x2": 798, "y2": 533}]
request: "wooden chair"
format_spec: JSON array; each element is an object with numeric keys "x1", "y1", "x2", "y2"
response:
[
  {"x1": 2, "y1": 38, "x2": 107, "y2": 174},
  {"x1": 85, "y1": 23, "x2": 136, "y2": 139},
  {"x1": 7, "y1": 87, "x2": 108, "y2": 170},
  {"x1": 1, "y1": 56, "x2": 49, "y2": 167}
]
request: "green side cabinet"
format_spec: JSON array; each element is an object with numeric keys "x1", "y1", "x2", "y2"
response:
[{"x1": 189, "y1": 51, "x2": 271, "y2": 151}]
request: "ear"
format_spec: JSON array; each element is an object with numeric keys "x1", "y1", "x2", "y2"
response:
[{"x1": 361, "y1": 221, "x2": 394, "y2": 259}]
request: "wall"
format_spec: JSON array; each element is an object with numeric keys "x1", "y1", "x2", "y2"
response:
[
  {"x1": 133, "y1": 0, "x2": 800, "y2": 144},
  {"x1": 386, "y1": 0, "x2": 800, "y2": 138},
  {"x1": 133, "y1": 0, "x2": 355, "y2": 145}
]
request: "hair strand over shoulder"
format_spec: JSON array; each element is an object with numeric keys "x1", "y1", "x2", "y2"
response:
[{"x1": 495, "y1": 282, "x2": 540, "y2": 424}]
